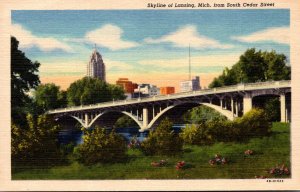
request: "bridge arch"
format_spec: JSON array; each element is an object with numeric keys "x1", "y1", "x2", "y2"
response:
[
  {"x1": 145, "y1": 101, "x2": 234, "y2": 131},
  {"x1": 88, "y1": 110, "x2": 143, "y2": 129},
  {"x1": 70, "y1": 115, "x2": 86, "y2": 128}
]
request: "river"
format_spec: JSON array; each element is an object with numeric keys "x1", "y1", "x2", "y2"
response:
[{"x1": 58, "y1": 125, "x2": 185, "y2": 145}]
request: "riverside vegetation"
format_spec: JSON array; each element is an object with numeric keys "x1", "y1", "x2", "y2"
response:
[
  {"x1": 12, "y1": 108, "x2": 290, "y2": 179},
  {"x1": 11, "y1": 36, "x2": 291, "y2": 179}
]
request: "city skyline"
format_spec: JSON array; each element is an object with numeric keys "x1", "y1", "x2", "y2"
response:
[{"x1": 11, "y1": 10, "x2": 290, "y2": 91}]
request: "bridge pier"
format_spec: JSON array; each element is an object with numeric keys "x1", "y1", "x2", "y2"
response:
[
  {"x1": 142, "y1": 107, "x2": 149, "y2": 129},
  {"x1": 243, "y1": 93, "x2": 252, "y2": 114},
  {"x1": 235, "y1": 100, "x2": 239, "y2": 117},
  {"x1": 231, "y1": 97, "x2": 234, "y2": 117},
  {"x1": 84, "y1": 113, "x2": 89, "y2": 128},
  {"x1": 280, "y1": 93, "x2": 286, "y2": 122}
]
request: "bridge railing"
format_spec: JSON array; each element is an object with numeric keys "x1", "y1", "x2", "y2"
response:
[{"x1": 48, "y1": 80, "x2": 290, "y2": 114}]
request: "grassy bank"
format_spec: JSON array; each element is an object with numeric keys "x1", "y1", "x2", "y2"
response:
[{"x1": 12, "y1": 122, "x2": 290, "y2": 179}]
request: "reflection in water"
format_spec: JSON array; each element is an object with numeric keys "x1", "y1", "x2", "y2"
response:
[{"x1": 58, "y1": 124, "x2": 185, "y2": 145}]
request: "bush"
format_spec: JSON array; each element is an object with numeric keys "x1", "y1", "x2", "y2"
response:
[
  {"x1": 206, "y1": 120, "x2": 236, "y2": 142},
  {"x1": 238, "y1": 108, "x2": 271, "y2": 138},
  {"x1": 74, "y1": 126, "x2": 127, "y2": 165},
  {"x1": 181, "y1": 108, "x2": 271, "y2": 145},
  {"x1": 141, "y1": 118, "x2": 183, "y2": 156},
  {"x1": 11, "y1": 114, "x2": 64, "y2": 166},
  {"x1": 180, "y1": 123, "x2": 213, "y2": 145}
]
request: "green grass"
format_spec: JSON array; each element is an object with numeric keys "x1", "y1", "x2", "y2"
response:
[{"x1": 12, "y1": 122, "x2": 290, "y2": 179}]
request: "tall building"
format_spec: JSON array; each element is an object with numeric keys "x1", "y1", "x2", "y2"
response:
[
  {"x1": 180, "y1": 76, "x2": 201, "y2": 92},
  {"x1": 160, "y1": 87, "x2": 175, "y2": 95},
  {"x1": 87, "y1": 46, "x2": 106, "y2": 81}
]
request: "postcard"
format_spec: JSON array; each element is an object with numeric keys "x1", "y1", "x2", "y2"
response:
[{"x1": 0, "y1": 0, "x2": 299, "y2": 191}]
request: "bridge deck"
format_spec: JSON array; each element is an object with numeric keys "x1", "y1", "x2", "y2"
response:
[{"x1": 48, "y1": 80, "x2": 290, "y2": 114}]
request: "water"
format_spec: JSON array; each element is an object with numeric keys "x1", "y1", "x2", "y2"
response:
[{"x1": 58, "y1": 124, "x2": 186, "y2": 145}]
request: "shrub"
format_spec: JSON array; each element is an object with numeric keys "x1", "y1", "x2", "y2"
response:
[
  {"x1": 180, "y1": 123, "x2": 213, "y2": 145},
  {"x1": 74, "y1": 126, "x2": 127, "y2": 165},
  {"x1": 206, "y1": 120, "x2": 235, "y2": 142},
  {"x1": 181, "y1": 108, "x2": 271, "y2": 145},
  {"x1": 238, "y1": 108, "x2": 271, "y2": 138},
  {"x1": 11, "y1": 114, "x2": 64, "y2": 165},
  {"x1": 141, "y1": 118, "x2": 183, "y2": 156}
]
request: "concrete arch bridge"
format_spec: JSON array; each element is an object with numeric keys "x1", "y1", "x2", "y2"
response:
[{"x1": 48, "y1": 80, "x2": 291, "y2": 132}]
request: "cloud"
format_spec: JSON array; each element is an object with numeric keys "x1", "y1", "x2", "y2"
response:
[
  {"x1": 105, "y1": 59, "x2": 134, "y2": 72},
  {"x1": 138, "y1": 53, "x2": 240, "y2": 69},
  {"x1": 11, "y1": 23, "x2": 73, "y2": 52},
  {"x1": 144, "y1": 25, "x2": 233, "y2": 49},
  {"x1": 84, "y1": 24, "x2": 139, "y2": 51},
  {"x1": 231, "y1": 26, "x2": 289, "y2": 45},
  {"x1": 39, "y1": 60, "x2": 86, "y2": 76}
]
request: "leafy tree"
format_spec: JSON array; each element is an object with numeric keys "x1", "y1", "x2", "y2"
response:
[
  {"x1": 67, "y1": 77, "x2": 126, "y2": 106},
  {"x1": 180, "y1": 123, "x2": 213, "y2": 145},
  {"x1": 264, "y1": 98, "x2": 280, "y2": 122},
  {"x1": 141, "y1": 118, "x2": 183, "y2": 156},
  {"x1": 184, "y1": 105, "x2": 226, "y2": 124},
  {"x1": 109, "y1": 84, "x2": 127, "y2": 100},
  {"x1": 11, "y1": 114, "x2": 63, "y2": 165},
  {"x1": 34, "y1": 83, "x2": 67, "y2": 111},
  {"x1": 11, "y1": 36, "x2": 40, "y2": 124},
  {"x1": 74, "y1": 126, "x2": 127, "y2": 165},
  {"x1": 209, "y1": 48, "x2": 290, "y2": 88},
  {"x1": 209, "y1": 77, "x2": 223, "y2": 88},
  {"x1": 263, "y1": 51, "x2": 290, "y2": 80},
  {"x1": 239, "y1": 48, "x2": 267, "y2": 83},
  {"x1": 115, "y1": 115, "x2": 137, "y2": 128}
]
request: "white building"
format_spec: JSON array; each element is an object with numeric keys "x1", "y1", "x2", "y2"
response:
[
  {"x1": 134, "y1": 84, "x2": 160, "y2": 97},
  {"x1": 180, "y1": 76, "x2": 201, "y2": 92}
]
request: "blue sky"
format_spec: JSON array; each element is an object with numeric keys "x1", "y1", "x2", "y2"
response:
[{"x1": 11, "y1": 10, "x2": 290, "y2": 90}]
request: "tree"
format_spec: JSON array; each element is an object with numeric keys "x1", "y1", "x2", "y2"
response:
[
  {"x1": 11, "y1": 36, "x2": 40, "y2": 124},
  {"x1": 141, "y1": 118, "x2": 183, "y2": 156},
  {"x1": 209, "y1": 49, "x2": 290, "y2": 88},
  {"x1": 239, "y1": 48, "x2": 267, "y2": 83},
  {"x1": 66, "y1": 77, "x2": 126, "y2": 106},
  {"x1": 74, "y1": 126, "x2": 127, "y2": 165},
  {"x1": 263, "y1": 51, "x2": 290, "y2": 80},
  {"x1": 109, "y1": 84, "x2": 126, "y2": 100},
  {"x1": 11, "y1": 114, "x2": 63, "y2": 165},
  {"x1": 184, "y1": 105, "x2": 227, "y2": 124},
  {"x1": 34, "y1": 83, "x2": 67, "y2": 111},
  {"x1": 114, "y1": 115, "x2": 137, "y2": 128}
]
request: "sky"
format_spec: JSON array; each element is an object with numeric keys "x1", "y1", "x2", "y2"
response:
[{"x1": 11, "y1": 10, "x2": 290, "y2": 91}]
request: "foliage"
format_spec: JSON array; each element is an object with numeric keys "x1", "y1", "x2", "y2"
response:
[
  {"x1": 11, "y1": 114, "x2": 63, "y2": 165},
  {"x1": 183, "y1": 105, "x2": 227, "y2": 124},
  {"x1": 11, "y1": 36, "x2": 40, "y2": 125},
  {"x1": 109, "y1": 84, "x2": 127, "y2": 101},
  {"x1": 66, "y1": 77, "x2": 126, "y2": 106},
  {"x1": 74, "y1": 126, "x2": 127, "y2": 165},
  {"x1": 264, "y1": 98, "x2": 280, "y2": 122},
  {"x1": 181, "y1": 108, "x2": 271, "y2": 145},
  {"x1": 114, "y1": 115, "x2": 137, "y2": 128},
  {"x1": 237, "y1": 108, "x2": 271, "y2": 138},
  {"x1": 209, "y1": 48, "x2": 290, "y2": 88},
  {"x1": 141, "y1": 118, "x2": 183, "y2": 156},
  {"x1": 34, "y1": 83, "x2": 67, "y2": 112},
  {"x1": 12, "y1": 123, "x2": 290, "y2": 179},
  {"x1": 180, "y1": 124, "x2": 213, "y2": 145}
]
